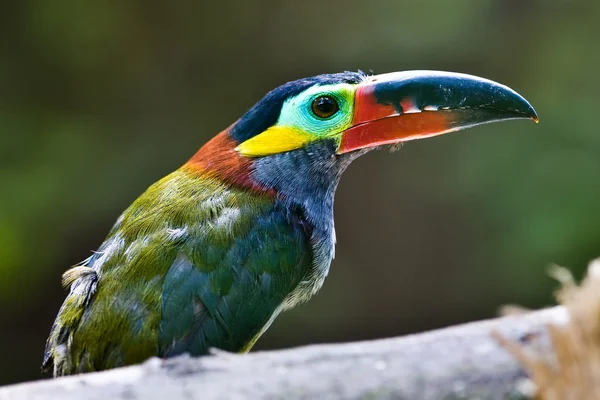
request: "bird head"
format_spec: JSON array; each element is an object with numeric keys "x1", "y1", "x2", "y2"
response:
[
  {"x1": 187, "y1": 71, "x2": 538, "y2": 211},
  {"x1": 233, "y1": 71, "x2": 537, "y2": 157}
]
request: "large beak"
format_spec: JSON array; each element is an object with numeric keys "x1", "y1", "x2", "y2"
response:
[{"x1": 337, "y1": 71, "x2": 538, "y2": 154}]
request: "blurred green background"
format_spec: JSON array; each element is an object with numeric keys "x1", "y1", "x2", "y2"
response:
[{"x1": 1, "y1": 0, "x2": 599, "y2": 385}]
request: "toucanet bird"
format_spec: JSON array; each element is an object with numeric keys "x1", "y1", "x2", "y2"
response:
[{"x1": 43, "y1": 70, "x2": 538, "y2": 376}]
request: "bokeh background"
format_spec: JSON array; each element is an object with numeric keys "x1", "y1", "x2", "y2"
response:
[{"x1": 1, "y1": 0, "x2": 599, "y2": 385}]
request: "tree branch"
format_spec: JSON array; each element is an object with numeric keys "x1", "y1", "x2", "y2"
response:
[{"x1": 0, "y1": 306, "x2": 568, "y2": 400}]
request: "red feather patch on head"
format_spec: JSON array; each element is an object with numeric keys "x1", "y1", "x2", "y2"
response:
[{"x1": 184, "y1": 128, "x2": 274, "y2": 196}]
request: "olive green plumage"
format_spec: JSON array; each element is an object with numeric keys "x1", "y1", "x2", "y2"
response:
[{"x1": 43, "y1": 168, "x2": 313, "y2": 376}]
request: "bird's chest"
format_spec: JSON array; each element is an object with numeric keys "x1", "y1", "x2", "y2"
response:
[{"x1": 282, "y1": 214, "x2": 337, "y2": 310}]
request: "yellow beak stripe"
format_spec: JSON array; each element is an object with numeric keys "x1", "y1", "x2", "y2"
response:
[{"x1": 235, "y1": 126, "x2": 314, "y2": 157}]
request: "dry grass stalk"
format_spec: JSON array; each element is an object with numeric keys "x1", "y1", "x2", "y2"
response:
[{"x1": 494, "y1": 258, "x2": 600, "y2": 400}]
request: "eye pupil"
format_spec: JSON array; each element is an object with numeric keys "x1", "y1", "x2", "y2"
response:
[{"x1": 312, "y1": 96, "x2": 339, "y2": 119}]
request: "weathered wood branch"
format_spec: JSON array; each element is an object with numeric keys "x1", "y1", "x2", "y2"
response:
[{"x1": 0, "y1": 306, "x2": 569, "y2": 400}]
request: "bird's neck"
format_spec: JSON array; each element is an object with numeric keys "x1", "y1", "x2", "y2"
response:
[
  {"x1": 183, "y1": 129, "x2": 274, "y2": 196},
  {"x1": 188, "y1": 128, "x2": 366, "y2": 234},
  {"x1": 250, "y1": 139, "x2": 363, "y2": 297},
  {"x1": 251, "y1": 139, "x2": 357, "y2": 234},
  {"x1": 185, "y1": 133, "x2": 358, "y2": 234},
  {"x1": 185, "y1": 134, "x2": 361, "y2": 293}
]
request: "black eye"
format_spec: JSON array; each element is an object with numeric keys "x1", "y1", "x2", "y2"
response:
[{"x1": 311, "y1": 96, "x2": 339, "y2": 119}]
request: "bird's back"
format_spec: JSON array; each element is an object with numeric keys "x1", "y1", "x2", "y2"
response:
[{"x1": 43, "y1": 167, "x2": 314, "y2": 376}]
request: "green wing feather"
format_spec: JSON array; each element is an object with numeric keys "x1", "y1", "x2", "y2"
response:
[{"x1": 159, "y1": 209, "x2": 311, "y2": 356}]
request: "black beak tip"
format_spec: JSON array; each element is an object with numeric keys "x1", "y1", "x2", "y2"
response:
[
  {"x1": 529, "y1": 106, "x2": 540, "y2": 123},
  {"x1": 511, "y1": 92, "x2": 539, "y2": 123}
]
